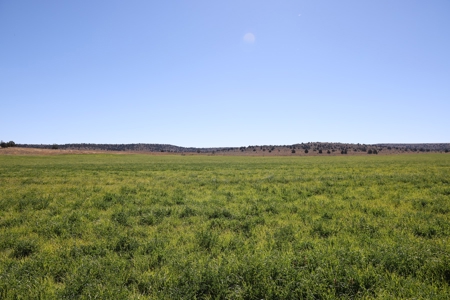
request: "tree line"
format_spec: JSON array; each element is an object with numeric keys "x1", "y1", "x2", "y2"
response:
[{"x1": 0, "y1": 140, "x2": 15, "y2": 148}]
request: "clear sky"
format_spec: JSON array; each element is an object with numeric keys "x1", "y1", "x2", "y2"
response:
[{"x1": 1, "y1": 1, "x2": 449, "y2": 147}]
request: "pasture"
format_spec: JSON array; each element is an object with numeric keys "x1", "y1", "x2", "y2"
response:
[{"x1": 0, "y1": 154, "x2": 449, "y2": 299}]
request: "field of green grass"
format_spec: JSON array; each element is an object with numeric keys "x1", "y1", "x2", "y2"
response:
[{"x1": 1, "y1": 154, "x2": 449, "y2": 299}]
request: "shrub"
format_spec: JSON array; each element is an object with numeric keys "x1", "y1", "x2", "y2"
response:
[
  {"x1": 274, "y1": 225, "x2": 296, "y2": 247},
  {"x1": 114, "y1": 236, "x2": 138, "y2": 253},
  {"x1": 179, "y1": 206, "x2": 197, "y2": 218},
  {"x1": 111, "y1": 211, "x2": 129, "y2": 226},
  {"x1": 139, "y1": 214, "x2": 158, "y2": 226},
  {"x1": 208, "y1": 208, "x2": 233, "y2": 219},
  {"x1": 310, "y1": 222, "x2": 335, "y2": 238},
  {"x1": 12, "y1": 240, "x2": 37, "y2": 258},
  {"x1": 196, "y1": 230, "x2": 218, "y2": 251}
]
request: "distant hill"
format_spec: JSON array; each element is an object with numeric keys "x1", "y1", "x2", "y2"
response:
[
  {"x1": 13, "y1": 142, "x2": 450, "y2": 155},
  {"x1": 15, "y1": 143, "x2": 235, "y2": 153}
]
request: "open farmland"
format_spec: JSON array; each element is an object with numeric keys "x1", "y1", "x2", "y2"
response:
[{"x1": 0, "y1": 154, "x2": 449, "y2": 299}]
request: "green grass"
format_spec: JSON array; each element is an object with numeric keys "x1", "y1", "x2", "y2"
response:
[{"x1": 0, "y1": 154, "x2": 449, "y2": 299}]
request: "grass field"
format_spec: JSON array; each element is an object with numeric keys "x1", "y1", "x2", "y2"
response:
[{"x1": 0, "y1": 154, "x2": 449, "y2": 299}]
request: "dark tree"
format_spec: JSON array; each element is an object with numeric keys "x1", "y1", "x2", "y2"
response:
[
  {"x1": 304, "y1": 149, "x2": 308, "y2": 154},
  {"x1": 1, "y1": 141, "x2": 15, "y2": 148},
  {"x1": 373, "y1": 149, "x2": 378, "y2": 154},
  {"x1": 291, "y1": 149, "x2": 296, "y2": 154},
  {"x1": 52, "y1": 144, "x2": 58, "y2": 150},
  {"x1": 327, "y1": 150, "x2": 331, "y2": 154},
  {"x1": 318, "y1": 149, "x2": 322, "y2": 154},
  {"x1": 368, "y1": 149, "x2": 373, "y2": 154}
]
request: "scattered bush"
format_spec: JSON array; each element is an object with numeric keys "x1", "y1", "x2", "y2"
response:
[
  {"x1": 12, "y1": 240, "x2": 37, "y2": 258},
  {"x1": 113, "y1": 236, "x2": 138, "y2": 253},
  {"x1": 196, "y1": 230, "x2": 218, "y2": 251},
  {"x1": 179, "y1": 206, "x2": 197, "y2": 218},
  {"x1": 111, "y1": 210, "x2": 129, "y2": 226}
]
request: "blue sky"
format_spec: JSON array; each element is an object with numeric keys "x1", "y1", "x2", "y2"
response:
[{"x1": 1, "y1": 1, "x2": 449, "y2": 147}]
